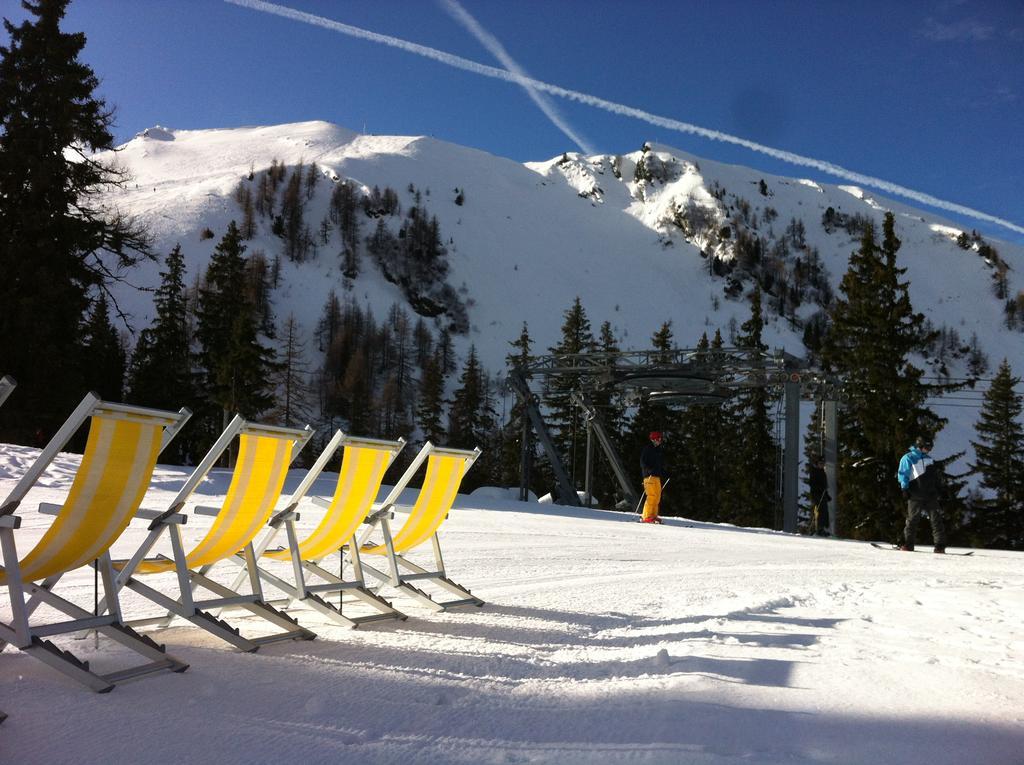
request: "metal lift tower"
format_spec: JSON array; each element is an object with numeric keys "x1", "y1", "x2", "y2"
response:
[{"x1": 509, "y1": 347, "x2": 840, "y2": 534}]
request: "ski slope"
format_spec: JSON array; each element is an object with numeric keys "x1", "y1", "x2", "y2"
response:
[{"x1": 2, "y1": 443, "x2": 1022, "y2": 765}]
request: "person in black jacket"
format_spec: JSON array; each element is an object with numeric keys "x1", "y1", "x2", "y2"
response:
[{"x1": 640, "y1": 431, "x2": 667, "y2": 523}]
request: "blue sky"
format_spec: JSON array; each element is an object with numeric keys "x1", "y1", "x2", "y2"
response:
[{"x1": 5, "y1": 0, "x2": 1023, "y2": 243}]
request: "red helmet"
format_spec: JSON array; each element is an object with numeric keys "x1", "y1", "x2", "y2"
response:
[{"x1": 649, "y1": 431, "x2": 662, "y2": 441}]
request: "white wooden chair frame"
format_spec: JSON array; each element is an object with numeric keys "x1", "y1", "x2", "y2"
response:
[
  {"x1": 223, "y1": 430, "x2": 408, "y2": 628},
  {"x1": 0, "y1": 392, "x2": 192, "y2": 692},
  {"x1": 109, "y1": 416, "x2": 317, "y2": 652},
  {"x1": 357, "y1": 442, "x2": 484, "y2": 612}
]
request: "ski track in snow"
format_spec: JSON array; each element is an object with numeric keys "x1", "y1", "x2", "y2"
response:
[{"x1": 2, "y1": 451, "x2": 1023, "y2": 765}]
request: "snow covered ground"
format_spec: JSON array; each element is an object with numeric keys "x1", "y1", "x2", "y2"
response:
[{"x1": 2, "y1": 443, "x2": 1023, "y2": 765}]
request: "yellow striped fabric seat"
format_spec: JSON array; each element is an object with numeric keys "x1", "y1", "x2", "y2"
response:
[
  {"x1": 135, "y1": 433, "x2": 293, "y2": 574},
  {"x1": 362, "y1": 452, "x2": 470, "y2": 556},
  {"x1": 0, "y1": 415, "x2": 163, "y2": 585},
  {"x1": 264, "y1": 442, "x2": 394, "y2": 562}
]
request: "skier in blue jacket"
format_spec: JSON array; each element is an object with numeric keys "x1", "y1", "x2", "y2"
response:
[{"x1": 896, "y1": 436, "x2": 947, "y2": 553}]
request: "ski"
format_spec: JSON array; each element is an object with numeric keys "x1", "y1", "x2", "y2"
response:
[{"x1": 869, "y1": 542, "x2": 974, "y2": 556}]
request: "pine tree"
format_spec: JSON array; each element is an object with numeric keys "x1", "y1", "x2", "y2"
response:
[
  {"x1": 126, "y1": 245, "x2": 196, "y2": 460},
  {"x1": 320, "y1": 297, "x2": 368, "y2": 426},
  {"x1": 720, "y1": 286, "x2": 777, "y2": 528},
  {"x1": 415, "y1": 353, "x2": 446, "y2": 444},
  {"x1": 196, "y1": 222, "x2": 278, "y2": 430},
  {"x1": 235, "y1": 184, "x2": 256, "y2": 239},
  {"x1": 969, "y1": 359, "x2": 1024, "y2": 549},
  {"x1": 315, "y1": 290, "x2": 342, "y2": 352},
  {"x1": 651, "y1": 321, "x2": 675, "y2": 363},
  {"x1": 366, "y1": 218, "x2": 400, "y2": 280},
  {"x1": 385, "y1": 305, "x2": 414, "y2": 418},
  {"x1": 590, "y1": 321, "x2": 628, "y2": 506},
  {"x1": 0, "y1": 0, "x2": 151, "y2": 441},
  {"x1": 341, "y1": 347, "x2": 373, "y2": 434},
  {"x1": 448, "y1": 346, "x2": 496, "y2": 489},
  {"x1": 314, "y1": 290, "x2": 343, "y2": 419},
  {"x1": 822, "y1": 213, "x2": 942, "y2": 542},
  {"x1": 329, "y1": 181, "x2": 361, "y2": 254},
  {"x1": 255, "y1": 171, "x2": 274, "y2": 218},
  {"x1": 678, "y1": 332, "x2": 725, "y2": 521},
  {"x1": 278, "y1": 162, "x2": 307, "y2": 261},
  {"x1": 271, "y1": 314, "x2": 315, "y2": 429},
  {"x1": 448, "y1": 346, "x2": 493, "y2": 449},
  {"x1": 501, "y1": 322, "x2": 537, "y2": 491},
  {"x1": 245, "y1": 249, "x2": 275, "y2": 336},
  {"x1": 82, "y1": 292, "x2": 126, "y2": 402},
  {"x1": 412, "y1": 318, "x2": 434, "y2": 369},
  {"x1": 436, "y1": 327, "x2": 456, "y2": 375},
  {"x1": 304, "y1": 161, "x2": 319, "y2": 200},
  {"x1": 543, "y1": 298, "x2": 595, "y2": 492}
]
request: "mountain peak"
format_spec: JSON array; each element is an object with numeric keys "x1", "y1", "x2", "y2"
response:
[{"x1": 93, "y1": 121, "x2": 1023, "y2": 474}]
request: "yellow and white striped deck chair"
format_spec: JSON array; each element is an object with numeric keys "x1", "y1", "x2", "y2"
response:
[
  {"x1": 111, "y1": 416, "x2": 317, "y2": 652},
  {"x1": 0, "y1": 392, "x2": 192, "y2": 692},
  {"x1": 224, "y1": 431, "x2": 408, "y2": 627},
  {"x1": 357, "y1": 442, "x2": 483, "y2": 611}
]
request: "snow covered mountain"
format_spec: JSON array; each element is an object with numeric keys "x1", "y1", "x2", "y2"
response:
[{"x1": 95, "y1": 120, "x2": 1024, "y2": 461}]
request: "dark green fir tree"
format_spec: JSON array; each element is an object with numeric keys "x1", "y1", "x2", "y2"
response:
[
  {"x1": 589, "y1": 321, "x2": 628, "y2": 507},
  {"x1": 500, "y1": 322, "x2": 539, "y2": 493},
  {"x1": 447, "y1": 346, "x2": 496, "y2": 489},
  {"x1": 821, "y1": 213, "x2": 942, "y2": 542},
  {"x1": 416, "y1": 352, "x2": 447, "y2": 445},
  {"x1": 128, "y1": 246, "x2": 193, "y2": 405},
  {"x1": 0, "y1": 0, "x2": 151, "y2": 442},
  {"x1": 81, "y1": 292, "x2": 126, "y2": 402},
  {"x1": 969, "y1": 359, "x2": 1024, "y2": 549},
  {"x1": 126, "y1": 244, "x2": 198, "y2": 462},
  {"x1": 196, "y1": 221, "x2": 278, "y2": 449},
  {"x1": 447, "y1": 345, "x2": 494, "y2": 449},
  {"x1": 719, "y1": 286, "x2": 777, "y2": 528},
  {"x1": 678, "y1": 331, "x2": 725, "y2": 522},
  {"x1": 543, "y1": 297, "x2": 595, "y2": 495}
]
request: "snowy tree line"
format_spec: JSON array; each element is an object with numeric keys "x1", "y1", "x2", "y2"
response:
[
  {"x1": 234, "y1": 162, "x2": 468, "y2": 332},
  {"x1": 509, "y1": 212, "x2": 1023, "y2": 550},
  {"x1": 115, "y1": 226, "x2": 494, "y2": 486},
  {"x1": 72, "y1": 187, "x2": 1022, "y2": 551},
  {"x1": 63, "y1": 214, "x2": 1024, "y2": 551}
]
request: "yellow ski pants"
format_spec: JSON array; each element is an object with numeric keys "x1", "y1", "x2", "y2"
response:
[{"x1": 642, "y1": 475, "x2": 662, "y2": 521}]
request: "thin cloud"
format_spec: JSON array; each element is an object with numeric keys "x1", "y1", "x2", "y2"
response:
[
  {"x1": 224, "y1": 0, "x2": 1024, "y2": 237},
  {"x1": 439, "y1": 0, "x2": 594, "y2": 155},
  {"x1": 919, "y1": 17, "x2": 996, "y2": 42}
]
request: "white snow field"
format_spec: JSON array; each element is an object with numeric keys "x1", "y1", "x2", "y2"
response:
[{"x1": 2, "y1": 444, "x2": 1022, "y2": 765}]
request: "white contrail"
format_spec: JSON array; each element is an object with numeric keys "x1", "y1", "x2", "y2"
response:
[
  {"x1": 439, "y1": 0, "x2": 594, "y2": 155},
  {"x1": 224, "y1": 0, "x2": 1024, "y2": 237}
]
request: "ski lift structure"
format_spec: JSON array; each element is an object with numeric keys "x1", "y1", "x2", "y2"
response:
[{"x1": 508, "y1": 347, "x2": 841, "y2": 534}]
